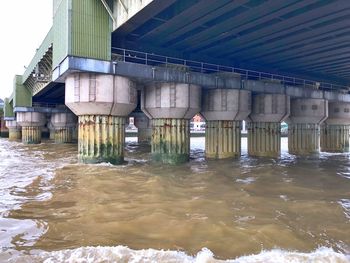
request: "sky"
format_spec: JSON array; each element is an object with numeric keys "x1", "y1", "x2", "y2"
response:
[{"x1": 0, "y1": 1, "x2": 53, "y2": 100}]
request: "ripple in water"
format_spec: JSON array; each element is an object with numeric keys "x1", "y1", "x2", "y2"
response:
[
  {"x1": 2, "y1": 246, "x2": 350, "y2": 263},
  {"x1": 1, "y1": 137, "x2": 350, "y2": 262}
]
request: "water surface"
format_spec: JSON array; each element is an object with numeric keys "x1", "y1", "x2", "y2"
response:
[{"x1": 0, "y1": 137, "x2": 349, "y2": 262}]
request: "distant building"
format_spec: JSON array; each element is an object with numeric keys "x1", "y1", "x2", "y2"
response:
[{"x1": 191, "y1": 114, "x2": 205, "y2": 130}]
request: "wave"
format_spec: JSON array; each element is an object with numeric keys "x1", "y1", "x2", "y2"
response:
[{"x1": 5, "y1": 246, "x2": 350, "y2": 263}]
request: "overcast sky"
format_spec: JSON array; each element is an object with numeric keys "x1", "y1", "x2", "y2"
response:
[{"x1": 0, "y1": 0, "x2": 52, "y2": 100}]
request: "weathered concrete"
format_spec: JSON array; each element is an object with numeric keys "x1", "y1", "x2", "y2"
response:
[
  {"x1": 288, "y1": 98, "x2": 328, "y2": 155},
  {"x1": 288, "y1": 123, "x2": 320, "y2": 155},
  {"x1": 206, "y1": 120, "x2": 241, "y2": 158},
  {"x1": 78, "y1": 115, "x2": 125, "y2": 164},
  {"x1": 49, "y1": 126, "x2": 55, "y2": 140},
  {"x1": 133, "y1": 112, "x2": 152, "y2": 143},
  {"x1": 5, "y1": 120, "x2": 21, "y2": 141},
  {"x1": 16, "y1": 112, "x2": 45, "y2": 144},
  {"x1": 65, "y1": 73, "x2": 137, "y2": 164},
  {"x1": 142, "y1": 82, "x2": 201, "y2": 164},
  {"x1": 248, "y1": 94, "x2": 290, "y2": 157},
  {"x1": 151, "y1": 118, "x2": 190, "y2": 164},
  {"x1": 201, "y1": 89, "x2": 251, "y2": 158},
  {"x1": 321, "y1": 125, "x2": 350, "y2": 152},
  {"x1": 22, "y1": 127, "x2": 42, "y2": 144},
  {"x1": 51, "y1": 112, "x2": 77, "y2": 143},
  {"x1": 320, "y1": 102, "x2": 350, "y2": 152},
  {"x1": 65, "y1": 73, "x2": 137, "y2": 116},
  {"x1": 248, "y1": 122, "x2": 281, "y2": 157}
]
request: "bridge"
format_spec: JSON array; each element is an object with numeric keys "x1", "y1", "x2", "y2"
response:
[{"x1": 3, "y1": 0, "x2": 350, "y2": 164}]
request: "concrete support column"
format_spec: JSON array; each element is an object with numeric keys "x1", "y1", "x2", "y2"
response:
[
  {"x1": 248, "y1": 122, "x2": 281, "y2": 157},
  {"x1": 206, "y1": 120, "x2": 241, "y2": 158},
  {"x1": 152, "y1": 118, "x2": 190, "y2": 164},
  {"x1": 65, "y1": 73, "x2": 137, "y2": 164},
  {"x1": 248, "y1": 93, "x2": 290, "y2": 157},
  {"x1": 201, "y1": 88, "x2": 251, "y2": 158},
  {"x1": 142, "y1": 82, "x2": 201, "y2": 164},
  {"x1": 320, "y1": 102, "x2": 350, "y2": 152},
  {"x1": 78, "y1": 115, "x2": 125, "y2": 164},
  {"x1": 72, "y1": 124, "x2": 78, "y2": 143},
  {"x1": 288, "y1": 99, "x2": 328, "y2": 155},
  {"x1": 22, "y1": 127, "x2": 42, "y2": 144},
  {"x1": 321, "y1": 125, "x2": 349, "y2": 152},
  {"x1": 48, "y1": 122, "x2": 55, "y2": 140},
  {"x1": 5, "y1": 120, "x2": 22, "y2": 140},
  {"x1": 133, "y1": 112, "x2": 152, "y2": 143},
  {"x1": 16, "y1": 112, "x2": 45, "y2": 144},
  {"x1": 288, "y1": 123, "x2": 319, "y2": 154},
  {"x1": 51, "y1": 112, "x2": 77, "y2": 143}
]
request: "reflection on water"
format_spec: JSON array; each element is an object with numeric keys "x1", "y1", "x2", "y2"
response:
[{"x1": 0, "y1": 137, "x2": 350, "y2": 262}]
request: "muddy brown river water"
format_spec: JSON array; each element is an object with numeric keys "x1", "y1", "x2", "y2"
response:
[{"x1": 0, "y1": 137, "x2": 349, "y2": 262}]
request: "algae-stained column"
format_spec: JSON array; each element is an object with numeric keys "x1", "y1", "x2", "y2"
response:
[
  {"x1": 16, "y1": 112, "x2": 46, "y2": 144},
  {"x1": 248, "y1": 94, "x2": 290, "y2": 157},
  {"x1": 51, "y1": 112, "x2": 77, "y2": 143},
  {"x1": 201, "y1": 89, "x2": 251, "y2": 158},
  {"x1": 288, "y1": 99, "x2": 328, "y2": 155},
  {"x1": 133, "y1": 112, "x2": 152, "y2": 144},
  {"x1": 142, "y1": 82, "x2": 201, "y2": 164},
  {"x1": 320, "y1": 102, "x2": 350, "y2": 152},
  {"x1": 5, "y1": 120, "x2": 22, "y2": 140},
  {"x1": 65, "y1": 73, "x2": 137, "y2": 164}
]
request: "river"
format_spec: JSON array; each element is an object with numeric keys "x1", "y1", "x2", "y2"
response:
[{"x1": 0, "y1": 137, "x2": 349, "y2": 262}]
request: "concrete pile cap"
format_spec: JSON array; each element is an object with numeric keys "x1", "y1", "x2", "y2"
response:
[
  {"x1": 65, "y1": 73, "x2": 137, "y2": 117},
  {"x1": 201, "y1": 89, "x2": 251, "y2": 121},
  {"x1": 289, "y1": 98, "x2": 328, "y2": 124},
  {"x1": 325, "y1": 102, "x2": 350, "y2": 125},
  {"x1": 248, "y1": 94, "x2": 290, "y2": 123},
  {"x1": 16, "y1": 112, "x2": 46, "y2": 127},
  {"x1": 142, "y1": 82, "x2": 201, "y2": 120}
]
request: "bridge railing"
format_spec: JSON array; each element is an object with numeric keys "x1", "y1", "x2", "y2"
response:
[
  {"x1": 32, "y1": 102, "x2": 65, "y2": 109},
  {"x1": 111, "y1": 47, "x2": 349, "y2": 92}
]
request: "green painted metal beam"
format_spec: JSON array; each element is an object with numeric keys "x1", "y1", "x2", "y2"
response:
[
  {"x1": 13, "y1": 75, "x2": 32, "y2": 108},
  {"x1": 22, "y1": 28, "x2": 53, "y2": 84},
  {"x1": 4, "y1": 98, "x2": 14, "y2": 118},
  {"x1": 53, "y1": 0, "x2": 112, "y2": 68}
]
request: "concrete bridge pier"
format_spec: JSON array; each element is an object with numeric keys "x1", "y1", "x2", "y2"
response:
[
  {"x1": 142, "y1": 82, "x2": 201, "y2": 164},
  {"x1": 320, "y1": 102, "x2": 350, "y2": 152},
  {"x1": 201, "y1": 89, "x2": 251, "y2": 158},
  {"x1": 133, "y1": 112, "x2": 152, "y2": 144},
  {"x1": 16, "y1": 112, "x2": 46, "y2": 144},
  {"x1": 247, "y1": 94, "x2": 290, "y2": 157},
  {"x1": 5, "y1": 120, "x2": 22, "y2": 140},
  {"x1": 65, "y1": 73, "x2": 137, "y2": 164},
  {"x1": 51, "y1": 113, "x2": 77, "y2": 143},
  {"x1": 48, "y1": 122, "x2": 55, "y2": 140},
  {"x1": 288, "y1": 99, "x2": 328, "y2": 155}
]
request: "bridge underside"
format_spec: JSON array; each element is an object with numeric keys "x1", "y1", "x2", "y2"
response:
[
  {"x1": 33, "y1": 83, "x2": 65, "y2": 104},
  {"x1": 112, "y1": 0, "x2": 350, "y2": 86}
]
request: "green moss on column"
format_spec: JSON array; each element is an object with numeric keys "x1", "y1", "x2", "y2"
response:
[
  {"x1": 78, "y1": 115, "x2": 125, "y2": 164},
  {"x1": 54, "y1": 127, "x2": 73, "y2": 143},
  {"x1": 8, "y1": 129, "x2": 21, "y2": 141},
  {"x1": 321, "y1": 124, "x2": 350, "y2": 153},
  {"x1": 138, "y1": 128, "x2": 152, "y2": 144},
  {"x1": 22, "y1": 127, "x2": 42, "y2": 144},
  {"x1": 288, "y1": 123, "x2": 320, "y2": 155},
  {"x1": 206, "y1": 120, "x2": 241, "y2": 158},
  {"x1": 248, "y1": 122, "x2": 281, "y2": 158},
  {"x1": 151, "y1": 119, "x2": 190, "y2": 164}
]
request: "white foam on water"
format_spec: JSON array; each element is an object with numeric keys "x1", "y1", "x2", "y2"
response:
[{"x1": 5, "y1": 246, "x2": 350, "y2": 263}]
